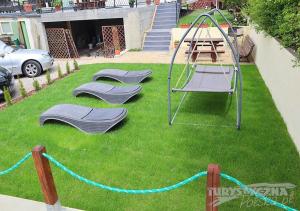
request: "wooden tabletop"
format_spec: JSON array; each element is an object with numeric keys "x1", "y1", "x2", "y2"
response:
[{"x1": 184, "y1": 38, "x2": 224, "y2": 43}]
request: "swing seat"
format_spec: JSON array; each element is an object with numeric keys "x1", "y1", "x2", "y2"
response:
[{"x1": 172, "y1": 65, "x2": 234, "y2": 93}]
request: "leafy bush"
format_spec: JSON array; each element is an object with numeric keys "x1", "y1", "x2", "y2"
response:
[
  {"x1": 33, "y1": 79, "x2": 41, "y2": 91},
  {"x1": 18, "y1": 78, "x2": 27, "y2": 98},
  {"x1": 73, "y1": 60, "x2": 80, "y2": 70},
  {"x1": 66, "y1": 61, "x2": 71, "y2": 74},
  {"x1": 3, "y1": 86, "x2": 12, "y2": 106},
  {"x1": 57, "y1": 65, "x2": 63, "y2": 78},
  {"x1": 248, "y1": 0, "x2": 300, "y2": 62},
  {"x1": 46, "y1": 70, "x2": 51, "y2": 85}
]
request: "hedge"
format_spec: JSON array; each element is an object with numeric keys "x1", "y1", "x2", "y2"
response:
[{"x1": 247, "y1": 0, "x2": 300, "y2": 62}]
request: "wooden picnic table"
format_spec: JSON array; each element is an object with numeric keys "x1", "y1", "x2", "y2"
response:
[{"x1": 184, "y1": 38, "x2": 225, "y2": 62}]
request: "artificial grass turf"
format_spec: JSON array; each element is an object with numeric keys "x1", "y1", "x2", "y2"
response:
[
  {"x1": 0, "y1": 63, "x2": 299, "y2": 211},
  {"x1": 178, "y1": 9, "x2": 234, "y2": 26}
]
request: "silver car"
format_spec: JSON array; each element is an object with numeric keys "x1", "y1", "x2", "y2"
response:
[{"x1": 0, "y1": 40, "x2": 54, "y2": 78}]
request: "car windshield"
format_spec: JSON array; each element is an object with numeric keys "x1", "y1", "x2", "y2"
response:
[{"x1": 0, "y1": 41, "x2": 15, "y2": 54}]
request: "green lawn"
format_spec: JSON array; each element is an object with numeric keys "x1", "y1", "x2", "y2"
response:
[
  {"x1": 178, "y1": 9, "x2": 234, "y2": 26},
  {"x1": 0, "y1": 64, "x2": 299, "y2": 211}
]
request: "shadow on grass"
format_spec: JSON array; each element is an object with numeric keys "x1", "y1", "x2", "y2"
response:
[{"x1": 179, "y1": 92, "x2": 233, "y2": 116}]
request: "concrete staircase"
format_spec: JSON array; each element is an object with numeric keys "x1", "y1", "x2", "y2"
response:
[{"x1": 143, "y1": 3, "x2": 177, "y2": 51}]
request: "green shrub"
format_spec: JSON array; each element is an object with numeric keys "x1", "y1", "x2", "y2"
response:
[
  {"x1": 66, "y1": 61, "x2": 71, "y2": 74},
  {"x1": 33, "y1": 79, "x2": 41, "y2": 91},
  {"x1": 248, "y1": 0, "x2": 300, "y2": 63},
  {"x1": 18, "y1": 78, "x2": 27, "y2": 98},
  {"x1": 57, "y1": 65, "x2": 63, "y2": 78},
  {"x1": 73, "y1": 59, "x2": 80, "y2": 70},
  {"x1": 46, "y1": 70, "x2": 51, "y2": 85},
  {"x1": 3, "y1": 86, "x2": 12, "y2": 106}
]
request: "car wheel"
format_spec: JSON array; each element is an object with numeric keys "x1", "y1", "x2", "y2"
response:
[{"x1": 22, "y1": 60, "x2": 42, "y2": 78}]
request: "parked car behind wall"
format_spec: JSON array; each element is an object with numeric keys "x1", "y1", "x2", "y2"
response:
[
  {"x1": 0, "y1": 41, "x2": 54, "y2": 78},
  {"x1": 0, "y1": 66, "x2": 15, "y2": 100}
]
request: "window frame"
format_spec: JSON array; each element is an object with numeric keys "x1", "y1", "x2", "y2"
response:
[{"x1": 0, "y1": 22, "x2": 13, "y2": 35}]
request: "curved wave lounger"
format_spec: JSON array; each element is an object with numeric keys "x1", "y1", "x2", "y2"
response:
[
  {"x1": 73, "y1": 82, "x2": 142, "y2": 104},
  {"x1": 93, "y1": 69, "x2": 152, "y2": 83},
  {"x1": 40, "y1": 104, "x2": 128, "y2": 133}
]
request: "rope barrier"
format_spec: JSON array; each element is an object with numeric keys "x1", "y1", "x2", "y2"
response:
[
  {"x1": 42, "y1": 152, "x2": 207, "y2": 194},
  {"x1": 0, "y1": 152, "x2": 297, "y2": 210},
  {"x1": 220, "y1": 173, "x2": 297, "y2": 211},
  {"x1": 0, "y1": 153, "x2": 32, "y2": 176}
]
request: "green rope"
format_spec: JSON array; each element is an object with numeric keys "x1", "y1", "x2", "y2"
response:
[
  {"x1": 220, "y1": 173, "x2": 297, "y2": 211},
  {"x1": 0, "y1": 153, "x2": 32, "y2": 176},
  {"x1": 43, "y1": 153, "x2": 207, "y2": 194}
]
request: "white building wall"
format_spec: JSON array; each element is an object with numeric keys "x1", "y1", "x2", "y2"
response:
[{"x1": 245, "y1": 26, "x2": 300, "y2": 152}]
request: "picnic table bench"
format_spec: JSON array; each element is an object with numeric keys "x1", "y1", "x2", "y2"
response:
[{"x1": 184, "y1": 38, "x2": 225, "y2": 62}]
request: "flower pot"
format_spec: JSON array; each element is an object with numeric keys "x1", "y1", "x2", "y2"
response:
[
  {"x1": 115, "y1": 49, "x2": 120, "y2": 55},
  {"x1": 23, "y1": 3, "x2": 32, "y2": 12},
  {"x1": 180, "y1": 24, "x2": 191, "y2": 28},
  {"x1": 55, "y1": 5, "x2": 61, "y2": 11},
  {"x1": 199, "y1": 23, "x2": 209, "y2": 28},
  {"x1": 220, "y1": 23, "x2": 229, "y2": 28}
]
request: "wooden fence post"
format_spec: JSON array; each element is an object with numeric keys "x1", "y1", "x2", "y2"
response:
[
  {"x1": 32, "y1": 145, "x2": 61, "y2": 210},
  {"x1": 206, "y1": 164, "x2": 221, "y2": 211}
]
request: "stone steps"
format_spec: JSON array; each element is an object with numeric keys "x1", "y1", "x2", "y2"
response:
[{"x1": 143, "y1": 3, "x2": 176, "y2": 52}]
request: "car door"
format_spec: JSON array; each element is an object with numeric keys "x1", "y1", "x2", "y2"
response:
[{"x1": 0, "y1": 50, "x2": 12, "y2": 71}]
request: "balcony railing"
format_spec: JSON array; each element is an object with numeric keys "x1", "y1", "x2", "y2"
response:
[{"x1": 0, "y1": 0, "x2": 153, "y2": 14}]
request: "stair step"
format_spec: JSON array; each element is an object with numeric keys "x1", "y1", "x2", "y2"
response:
[
  {"x1": 152, "y1": 25, "x2": 176, "y2": 29},
  {"x1": 145, "y1": 36, "x2": 171, "y2": 41},
  {"x1": 147, "y1": 31, "x2": 171, "y2": 36},
  {"x1": 156, "y1": 8, "x2": 176, "y2": 12},
  {"x1": 143, "y1": 46, "x2": 170, "y2": 51},
  {"x1": 156, "y1": 13, "x2": 176, "y2": 17},
  {"x1": 144, "y1": 41, "x2": 171, "y2": 46},
  {"x1": 154, "y1": 20, "x2": 176, "y2": 25}
]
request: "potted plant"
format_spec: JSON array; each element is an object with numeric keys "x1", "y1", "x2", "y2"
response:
[
  {"x1": 199, "y1": 23, "x2": 209, "y2": 28},
  {"x1": 115, "y1": 45, "x2": 121, "y2": 55},
  {"x1": 129, "y1": 0, "x2": 135, "y2": 8},
  {"x1": 23, "y1": 2, "x2": 33, "y2": 12},
  {"x1": 180, "y1": 24, "x2": 191, "y2": 28},
  {"x1": 53, "y1": 0, "x2": 62, "y2": 11}
]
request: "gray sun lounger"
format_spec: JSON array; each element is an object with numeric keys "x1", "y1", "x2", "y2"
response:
[
  {"x1": 93, "y1": 69, "x2": 152, "y2": 83},
  {"x1": 73, "y1": 82, "x2": 142, "y2": 104},
  {"x1": 40, "y1": 104, "x2": 127, "y2": 133}
]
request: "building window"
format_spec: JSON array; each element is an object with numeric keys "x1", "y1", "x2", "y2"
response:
[{"x1": 0, "y1": 22, "x2": 13, "y2": 35}]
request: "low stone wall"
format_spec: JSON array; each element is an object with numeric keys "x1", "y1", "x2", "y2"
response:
[{"x1": 245, "y1": 26, "x2": 300, "y2": 152}]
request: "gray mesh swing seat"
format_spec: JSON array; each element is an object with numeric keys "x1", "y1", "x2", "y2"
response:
[
  {"x1": 73, "y1": 82, "x2": 142, "y2": 104},
  {"x1": 40, "y1": 104, "x2": 127, "y2": 133},
  {"x1": 93, "y1": 69, "x2": 152, "y2": 83},
  {"x1": 172, "y1": 65, "x2": 234, "y2": 93}
]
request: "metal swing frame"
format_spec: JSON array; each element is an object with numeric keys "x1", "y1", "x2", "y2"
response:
[{"x1": 168, "y1": 8, "x2": 242, "y2": 129}]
